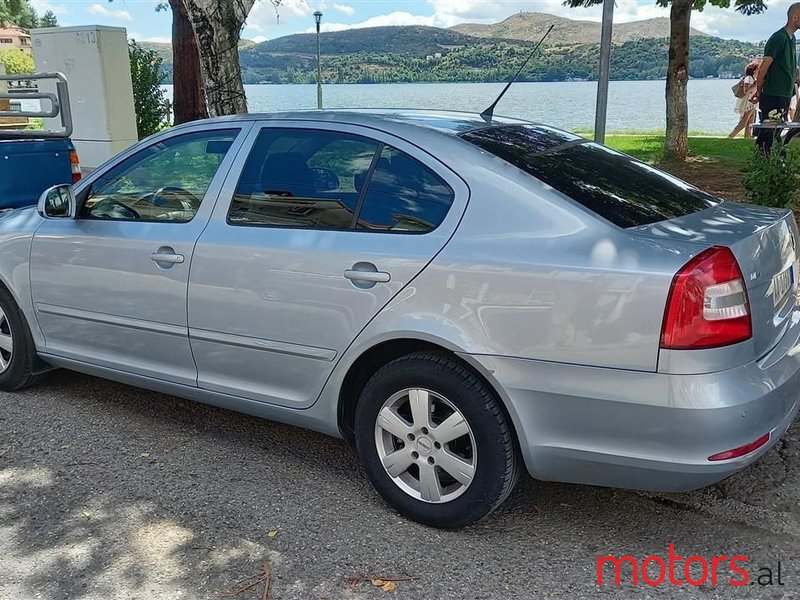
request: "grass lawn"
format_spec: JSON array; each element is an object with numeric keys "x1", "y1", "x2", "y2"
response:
[{"x1": 601, "y1": 135, "x2": 755, "y2": 201}]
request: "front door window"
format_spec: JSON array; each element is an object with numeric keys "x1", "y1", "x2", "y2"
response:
[{"x1": 82, "y1": 130, "x2": 239, "y2": 223}]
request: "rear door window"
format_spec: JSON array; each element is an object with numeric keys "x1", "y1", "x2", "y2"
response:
[
  {"x1": 460, "y1": 125, "x2": 718, "y2": 228},
  {"x1": 357, "y1": 146, "x2": 455, "y2": 233},
  {"x1": 228, "y1": 128, "x2": 379, "y2": 229}
]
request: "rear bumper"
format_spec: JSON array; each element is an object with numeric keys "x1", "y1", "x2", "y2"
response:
[{"x1": 464, "y1": 314, "x2": 800, "y2": 491}]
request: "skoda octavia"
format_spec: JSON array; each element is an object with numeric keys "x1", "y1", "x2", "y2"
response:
[{"x1": 0, "y1": 110, "x2": 797, "y2": 528}]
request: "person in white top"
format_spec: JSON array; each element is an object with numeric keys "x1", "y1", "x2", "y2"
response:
[
  {"x1": 789, "y1": 76, "x2": 800, "y2": 119},
  {"x1": 729, "y1": 60, "x2": 760, "y2": 138}
]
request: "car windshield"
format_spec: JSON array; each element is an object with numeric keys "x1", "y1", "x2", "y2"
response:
[{"x1": 459, "y1": 125, "x2": 719, "y2": 228}]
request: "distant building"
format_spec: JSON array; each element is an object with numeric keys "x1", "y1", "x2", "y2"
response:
[{"x1": 0, "y1": 27, "x2": 32, "y2": 53}]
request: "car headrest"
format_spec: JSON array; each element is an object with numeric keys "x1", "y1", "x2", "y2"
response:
[{"x1": 260, "y1": 152, "x2": 315, "y2": 197}]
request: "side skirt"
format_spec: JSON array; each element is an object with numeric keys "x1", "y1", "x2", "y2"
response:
[{"x1": 37, "y1": 353, "x2": 343, "y2": 438}]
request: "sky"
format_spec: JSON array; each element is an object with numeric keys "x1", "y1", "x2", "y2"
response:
[{"x1": 26, "y1": 0, "x2": 800, "y2": 45}]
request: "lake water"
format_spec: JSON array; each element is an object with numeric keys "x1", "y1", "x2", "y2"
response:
[{"x1": 164, "y1": 79, "x2": 741, "y2": 135}]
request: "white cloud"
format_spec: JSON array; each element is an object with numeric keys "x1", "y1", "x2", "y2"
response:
[
  {"x1": 86, "y1": 3, "x2": 133, "y2": 22},
  {"x1": 243, "y1": 0, "x2": 789, "y2": 45},
  {"x1": 308, "y1": 11, "x2": 438, "y2": 33},
  {"x1": 246, "y1": 0, "x2": 315, "y2": 32},
  {"x1": 131, "y1": 35, "x2": 171, "y2": 44},
  {"x1": 29, "y1": 0, "x2": 67, "y2": 16},
  {"x1": 690, "y1": 2, "x2": 790, "y2": 43},
  {"x1": 333, "y1": 4, "x2": 355, "y2": 16}
]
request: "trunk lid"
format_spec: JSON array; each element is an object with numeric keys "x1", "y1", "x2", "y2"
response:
[{"x1": 636, "y1": 201, "x2": 798, "y2": 359}]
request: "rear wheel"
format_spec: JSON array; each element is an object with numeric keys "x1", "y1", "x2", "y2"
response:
[
  {"x1": 0, "y1": 286, "x2": 38, "y2": 391},
  {"x1": 355, "y1": 352, "x2": 519, "y2": 528}
]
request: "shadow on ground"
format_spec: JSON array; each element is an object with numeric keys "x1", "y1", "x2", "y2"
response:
[{"x1": 1, "y1": 371, "x2": 798, "y2": 599}]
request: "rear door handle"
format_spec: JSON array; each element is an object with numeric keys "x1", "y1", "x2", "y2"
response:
[
  {"x1": 344, "y1": 269, "x2": 391, "y2": 283},
  {"x1": 151, "y1": 248, "x2": 185, "y2": 265}
]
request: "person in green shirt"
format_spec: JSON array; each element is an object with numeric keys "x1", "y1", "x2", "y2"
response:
[{"x1": 753, "y1": 3, "x2": 800, "y2": 152}]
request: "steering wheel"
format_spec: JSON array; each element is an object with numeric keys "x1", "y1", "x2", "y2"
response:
[
  {"x1": 91, "y1": 198, "x2": 140, "y2": 219},
  {"x1": 152, "y1": 186, "x2": 201, "y2": 211}
]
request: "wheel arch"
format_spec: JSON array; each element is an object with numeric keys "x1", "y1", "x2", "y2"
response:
[{"x1": 336, "y1": 336, "x2": 522, "y2": 457}]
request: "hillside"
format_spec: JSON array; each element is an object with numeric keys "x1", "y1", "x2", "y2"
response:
[
  {"x1": 251, "y1": 26, "x2": 483, "y2": 57},
  {"x1": 144, "y1": 13, "x2": 759, "y2": 85},
  {"x1": 451, "y1": 12, "x2": 708, "y2": 44},
  {"x1": 234, "y1": 36, "x2": 760, "y2": 84},
  {"x1": 140, "y1": 38, "x2": 255, "y2": 83}
]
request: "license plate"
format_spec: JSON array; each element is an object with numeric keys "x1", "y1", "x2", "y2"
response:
[{"x1": 771, "y1": 267, "x2": 793, "y2": 308}]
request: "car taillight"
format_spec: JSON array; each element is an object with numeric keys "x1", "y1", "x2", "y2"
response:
[
  {"x1": 660, "y1": 246, "x2": 752, "y2": 350},
  {"x1": 69, "y1": 149, "x2": 81, "y2": 183}
]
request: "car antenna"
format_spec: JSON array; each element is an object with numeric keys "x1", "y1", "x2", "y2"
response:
[{"x1": 480, "y1": 24, "x2": 554, "y2": 123}]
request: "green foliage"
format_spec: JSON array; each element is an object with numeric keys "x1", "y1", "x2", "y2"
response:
[
  {"x1": 743, "y1": 141, "x2": 800, "y2": 209},
  {"x1": 38, "y1": 10, "x2": 58, "y2": 27},
  {"x1": 0, "y1": 0, "x2": 38, "y2": 28},
  {"x1": 128, "y1": 40, "x2": 170, "y2": 140},
  {"x1": 258, "y1": 26, "x2": 477, "y2": 57},
  {"x1": 230, "y1": 35, "x2": 763, "y2": 85},
  {"x1": 0, "y1": 48, "x2": 33, "y2": 74}
]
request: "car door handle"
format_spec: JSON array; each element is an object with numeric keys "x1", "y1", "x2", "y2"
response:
[
  {"x1": 150, "y1": 251, "x2": 185, "y2": 264},
  {"x1": 344, "y1": 269, "x2": 391, "y2": 283}
]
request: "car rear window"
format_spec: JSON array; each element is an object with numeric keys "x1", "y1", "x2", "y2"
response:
[{"x1": 460, "y1": 125, "x2": 719, "y2": 228}]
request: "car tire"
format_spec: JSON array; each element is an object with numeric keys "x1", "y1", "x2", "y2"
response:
[
  {"x1": 0, "y1": 286, "x2": 38, "y2": 392},
  {"x1": 355, "y1": 352, "x2": 520, "y2": 528}
]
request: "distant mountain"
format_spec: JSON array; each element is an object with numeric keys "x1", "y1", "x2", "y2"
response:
[
  {"x1": 141, "y1": 38, "x2": 256, "y2": 83},
  {"x1": 140, "y1": 41, "x2": 171, "y2": 64},
  {"x1": 144, "y1": 13, "x2": 757, "y2": 86},
  {"x1": 251, "y1": 26, "x2": 482, "y2": 57},
  {"x1": 451, "y1": 12, "x2": 708, "y2": 44}
]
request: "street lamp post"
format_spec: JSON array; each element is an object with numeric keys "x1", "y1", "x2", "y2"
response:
[
  {"x1": 314, "y1": 10, "x2": 323, "y2": 109},
  {"x1": 594, "y1": 0, "x2": 614, "y2": 144}
]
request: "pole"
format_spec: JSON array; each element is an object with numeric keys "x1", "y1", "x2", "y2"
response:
[
  {"x1": 315, "y1": 18, "x2": 323, "y2": 109},
  {"x1": 594, "y1": 0, "x2": 614, "y2": 144}
]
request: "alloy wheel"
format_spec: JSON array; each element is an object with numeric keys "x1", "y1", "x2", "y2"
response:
[
  {"x1": 374, "y1": 388, "x2": 476, "y2": 503},
  {"x1": 0, "y1": 306, "x2": 12, "y2": 373}
]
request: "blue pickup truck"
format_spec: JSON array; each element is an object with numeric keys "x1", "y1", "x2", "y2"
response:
[{"x1": 0, "y1": 72, "x2": 80, "y2": 209}]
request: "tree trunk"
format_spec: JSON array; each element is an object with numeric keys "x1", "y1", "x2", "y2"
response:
[
  {"x1": 180, "y1": 0, "x2": 255, "y2": 116},
  {"x1": 168, "y1": 0, "x2": 207, "y2": 124},
  {"x1": 664, "y1": 0, "x2": 691, "y2": 161}
]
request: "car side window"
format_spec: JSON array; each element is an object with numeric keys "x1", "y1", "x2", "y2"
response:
[
  {"x1": 357, "y1": 146, "x2": 454, "y2": 233},
  {"x1": 82, "y1": 129, "x2": 239, "y2": 223},
  {"x1": 228, "y1": 128, "x2": 379, "y2": 229}
]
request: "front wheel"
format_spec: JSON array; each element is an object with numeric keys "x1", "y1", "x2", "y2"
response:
[
  {"x1": 0, "y1": 286, "x2": 38, "y2": 391},
  {"x1": 355, "y1": 352, "x2": 520, "y2": 528}
]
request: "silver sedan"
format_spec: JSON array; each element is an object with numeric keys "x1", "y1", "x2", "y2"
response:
[{"x1": 0, "y1": 110, "x2": 798, "y2": 528}]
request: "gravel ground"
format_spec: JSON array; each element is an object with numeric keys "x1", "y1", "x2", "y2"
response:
[{"x1": 1, "y1": 370, "x2": 799, "y2": 600}]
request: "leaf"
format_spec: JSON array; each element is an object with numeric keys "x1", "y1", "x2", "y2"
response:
[
  {"x1": 370, "y1": 578, "x2": 385, "y2": 586},
  {"x1": 381, "y1": 581, "x2": 397, "y2": 592},
  {"x1": 266, "y1": 530, "x2": 278, "y2": 538},
  {"x1": 345, "y1": 577, "x2": 362, "y2": 591}
]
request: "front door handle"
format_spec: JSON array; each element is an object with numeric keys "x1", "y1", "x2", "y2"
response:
[{"x1": 344, "y1": 269, "x2": 391, "y2": 283}]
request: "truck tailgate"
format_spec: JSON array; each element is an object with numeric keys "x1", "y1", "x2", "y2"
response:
[{"x1": 0, "y1": 138, "x2": 75, "y2": 208}]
